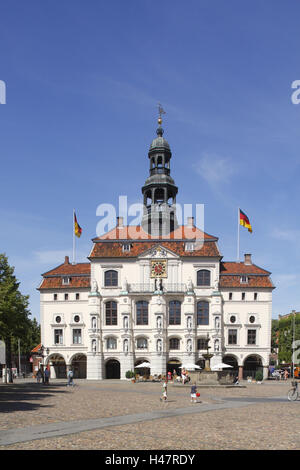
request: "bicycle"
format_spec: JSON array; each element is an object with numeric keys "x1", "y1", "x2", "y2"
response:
[{"x1": 287, "y1": 380, "x2": 299, "y2": 401}]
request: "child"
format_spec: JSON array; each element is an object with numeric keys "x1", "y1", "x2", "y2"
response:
[
  {"x1": 190, "y1": 383, "x2": 197, "y2": 403},
  {"x1": 160, "y1": 379, "x2": 168, "y2": 401}
]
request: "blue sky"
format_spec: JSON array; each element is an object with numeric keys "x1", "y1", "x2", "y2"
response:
[{"x1": 1, "y1": 0, "x2": 300, "y2": 321}]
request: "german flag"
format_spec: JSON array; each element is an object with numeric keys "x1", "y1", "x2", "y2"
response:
[
  {"x1": 74, "y1": 212, "x2": 82, "y2": 238},
  {"x1": 239, "y1": 209, "x2": 252, "y2": 233}
]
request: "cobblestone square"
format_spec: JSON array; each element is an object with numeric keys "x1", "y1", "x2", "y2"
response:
[{"x1": 0, "y1": 378, "x2": 299, "y2": 450}]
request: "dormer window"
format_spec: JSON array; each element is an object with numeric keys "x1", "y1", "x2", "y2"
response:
[
  {"x1": 240, "y1": 276, "x2": 248, "y2": 284},
  {"x1": 185, "y1": 242, "x2": 195, "y2": 252},
  {"x1": 122, "y1": 243, "x2": 131, "y2": 252},
  {"x1": 62, "y1": 277, "x2": 71, "y2": 285}
]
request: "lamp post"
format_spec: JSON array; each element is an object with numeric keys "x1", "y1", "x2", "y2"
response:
[
  {"x1": 40, "y1": 345, "x2": 50, "y2": 384},
  {"x1": 292, "y1": 310, "x2": 296, "y2": 379}
]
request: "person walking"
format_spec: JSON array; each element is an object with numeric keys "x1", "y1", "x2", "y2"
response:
[
  {"x1": 67, "y1": 369, "x2": 74, "y2": 387},
  {"x1": 36, "y1": 369, "x2": 42, "y2": 383},
  {"x1": 190, "y1": 383, "x2": 198, "y2": 403},
  {"x1": 44, "y1": 367, "x2": 50, "y2": 385},
  {"x1": 160, "y1": 379, "x2": 168, "y2": 401}
]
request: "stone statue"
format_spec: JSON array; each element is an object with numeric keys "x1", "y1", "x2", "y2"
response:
[
  {"x1": 215, "y1": 316, "x2": 220, "y2": 330},
  {"x1": 157, "y1": 316, "x2": 162, "y2": 329},
  {"x1": 122, "y1": 278, "x2": 128, "y2": 292},
  {"x1": 91, "y1": 279, "x2": 98, "y2": 293},
  {"x1": 157, "y1": 339, "x2": 162, "y2": 352},
  {"x1": 187, "y1": 316, "x2": 192, "y2": 329},
  {"x1": 214, "y1": 339, "x2": 220, "y2": 352},
  {"x1": 92, "y1": 339, "x2": 97, "y2": 352},
  {"x1": 92, "y1": 317, "x2": 97, "y2": 329},
  {"x1": 214, "y1": 277, "x2": 219, "y2": 290},
  {"x1": 187, "y1": 277, "x2": 193, "y2": 292},
  {"x1": 123, "y1": 316, "x2": 128, "y2": 329},
  {"x1": 124, "y1": 339, "x2": 128, "y2": 352},
  {"x1": 187, "y1": 338, "x2": 192, "y2": 352}
]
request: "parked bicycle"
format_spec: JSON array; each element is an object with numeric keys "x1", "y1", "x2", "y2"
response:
[{"x1": 287, "y1": 381, "x2": 299, "y2": 401}]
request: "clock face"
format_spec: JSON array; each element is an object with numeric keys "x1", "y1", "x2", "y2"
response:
[{"x1": 151, "y1": 260, "x2": 167, "y2": 278}]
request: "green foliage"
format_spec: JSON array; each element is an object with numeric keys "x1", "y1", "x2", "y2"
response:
[
  {"x1": 125, "y1": 370, "x2": 135, "y2": 379},
  {"x1": 0, "y1": 254, "x2": 36, "y2": 363},
  {"x1": 255, "y1": 371, "x2": 263, "y2": 382},
  {"x1": 278, "y1": 313, "x2": 300, "y2": 364}
]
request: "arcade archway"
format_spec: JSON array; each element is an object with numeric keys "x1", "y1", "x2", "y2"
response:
[
  {"x1": 243, "y1": 355, "x2": 263, "y2": 379},
  {"x1": 105, "y1": 359, "x2": 120, "y2": 379},
  {"x1": 70, "y1": 354, "x2": 87, "y2": 378}
]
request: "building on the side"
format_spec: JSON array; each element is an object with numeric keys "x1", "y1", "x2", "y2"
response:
[{"x1": 38, "y1": 116, "x2": 275, "y2": 380}]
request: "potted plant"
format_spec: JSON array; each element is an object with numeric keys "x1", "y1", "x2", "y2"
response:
[
  {"x1": 255, "y1": 371, "x2": 263, "y2": 383},
  {"x1": 125, "y1": 370, "x2": 135, "y2": 382}
]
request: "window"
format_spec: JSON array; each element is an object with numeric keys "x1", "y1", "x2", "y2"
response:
[
  {"x1": 73, "y1": 329, "x2": 82, "y2": 344},
  {"x1": 240, "y1": 276, "x2": 248, "y2": 284},
  {"x1": 185, "y1": 242, "x2": 195, "y2": 251},
  {"x1": 136, "y1": 301, "x2": 148, "y2": 325},
  {"x1": 105, "y1": 301, "x2": 117, "y2": 325},
  {"x1": 197, "y1": 301, "x2": 209, "y2": 325},
  {"x1": 230, "y1": 315, "x2": 236, "y2": 324},
  {"x1": 62, "y1": 277, "x2": 71, "y2": 285},
  {"x1": 197, "y1": 270, "x2": 211, "y2": 286},
  {"x1": 107, "y1": 337, "x2": 117, "y2": 350},
  {"x1": 54, "y1": 294, "x2": 58, "y2": 301},
  {"x1": 64, "y1": 293, "x2": 69, "y2": 301},
  {"x1": 254, "y1": 293, "x2": 258, "y2": 301},
  {"x1": 74, "y1": 315, "x2": 80, "y2": 323},
  {"x1": 228, "y1": 329, "x2": 237, "y2": 345},
  {"x1": 197, "y1": 338, "x2": 208, "y2": 350},
  {"x1": 55, "y1": 315, "x2": 61, "y2": 324},
  {"x1": 242, "y1": 292, "x2": 246, "y2": 301},
  {"x1": 247, "y1": 329, "x2": 256, "y2": 345},
  {"x1": 136, "y1": 337, "x2": 148, "y2": 349},
  {"x1": 169, "y1": 300, "x2": 181, "y2": 325},
  {"x1": 229, "y1": 292, "x2": 233, "y2": 301},
  {"x1": 104, "y1": 270, "x2": 118, "y2": 287},
  {"x1": 122, "y1": 244, "x2": 131, "y2": 252},
  {"x1": 54, "y1": 329, "x2": 63, "y2": 345},
  {"x1": 76, "y1": 293, "x2": 80, "y2": 300},
  {"x1": 249, "y1": 315, "x2": 256, "y2": 324},
  {"x1": 169, "y1": 338, "x2": 180, "y2": 350}
]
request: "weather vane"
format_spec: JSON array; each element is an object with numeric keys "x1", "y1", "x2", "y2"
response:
[{"x1": 158, "y1": 103, "x2": 166, "y2": 125}]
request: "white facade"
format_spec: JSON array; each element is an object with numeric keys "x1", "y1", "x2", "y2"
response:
[{"x1": 39, "y1": 249, "x2": 273, "y2": 380}]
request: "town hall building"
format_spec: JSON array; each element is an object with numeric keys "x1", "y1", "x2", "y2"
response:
[{"x1": 38, "y1": 116, "x2": 274, "y2": 381}]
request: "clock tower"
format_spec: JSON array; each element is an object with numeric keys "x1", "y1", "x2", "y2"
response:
[{"x1": 141, "y1": 113, "x2": 178, "y2": 237}]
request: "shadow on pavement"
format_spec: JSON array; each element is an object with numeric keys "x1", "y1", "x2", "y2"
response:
[{"x1": 0, "y1": 381, "x2": 70, "y2": 414}]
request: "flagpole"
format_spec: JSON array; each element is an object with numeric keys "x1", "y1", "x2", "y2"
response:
[
  {"x1": 73, "y1": 208, "x2": 76, "y2": 265},
  {"x1": 237, "y1": 207, "x2": 240, "y2": 262}
]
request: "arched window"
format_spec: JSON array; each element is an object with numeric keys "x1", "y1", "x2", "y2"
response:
[
  {"x1": 105, "y1": 301, "x2": 117, "y2": 325},
  {"x1": 169, "y1": 338, "x2": 180, "y2": 350},
  {"x1": 136, "y1": 300, "x2": 148, "y2": 325},
  {"x1": 169, "y1": 300, "x2": 181, "y2": 325},
  {"x1": 104, "y1": 270, "x2": 118, "y2": 287},
  {"x1": 136, "y1": 337, "x2": 148, "y2": 349},
  {"x1": 197, "y1": 270, "x2": 211, "y2": 286},
  {"x1": 197, "y1": 301, "x2": 209, "y2": 325},
  {"x1": 107, "y1": 337, "x2": 117, "y2": 350}
]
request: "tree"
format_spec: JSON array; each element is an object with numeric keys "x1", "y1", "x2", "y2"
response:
[
  {"x1": 278, "y1": 313, "x2": 300, "y2": 364},
  {"x1": 0, "y1": 254, "x2": 31, "y2": 382}
]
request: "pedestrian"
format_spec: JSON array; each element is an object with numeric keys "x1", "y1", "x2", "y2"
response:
[
  {"x1": 44, "y1": 367, "x2": 50, "y2": 385},
  {"x1": 36, "y1": 369, "x2": 42, "y2": 383},
  {"x1": 160, "y1": 379, "x2": 168, "y2": 401},
  {"x1": 284, "y1": 369, "x2": 289, "y2": 381},
  {"x1": 67, "y1": 369, "x2": 74, "y2": 387},
  {"x1": 167, "y1": 371, "x2": 172, "y2": 382},
  {"x1": 190, "y1": 382, "x2": 198, "y2": 403}
]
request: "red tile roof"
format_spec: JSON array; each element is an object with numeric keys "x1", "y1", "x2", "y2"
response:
[
  {"x1": 39, "y1": 257, "x2": 91, "y2": 290},
  {"x1": 93, "y1": 225, "x2": 218, "y2": 241},
  {"x1": 219, "y1": 262, "x2": 274, "y2": 289}
]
